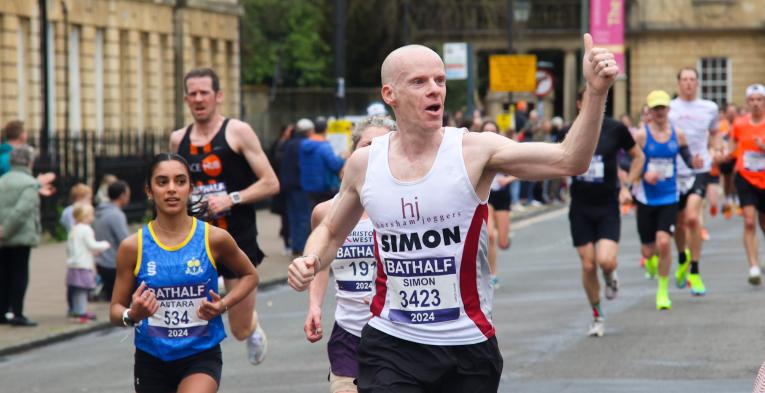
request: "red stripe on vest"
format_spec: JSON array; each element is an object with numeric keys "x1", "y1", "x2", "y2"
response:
[
  {"x1": 370, "y1": 230, "x2": 387, "y2": 317},
  {"x1": 459, "y1": 203, "x2": 495, "y2": 339}
]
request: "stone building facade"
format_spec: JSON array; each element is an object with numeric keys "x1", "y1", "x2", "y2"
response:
[
  {"x1": 0, "y1": 0, "x2": 241, "y2": 137},
  {"x1": 628, "y1": 0, "x2": 765, "y2": 114}
]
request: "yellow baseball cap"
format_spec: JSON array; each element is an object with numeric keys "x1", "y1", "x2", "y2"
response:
[{"x1": 646, "y1": 90, "x2": 671, "y2": 108}]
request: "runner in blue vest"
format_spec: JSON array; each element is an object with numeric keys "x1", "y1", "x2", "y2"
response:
[
  {"x1": 632, "y1": 90, "x2": 701, "y2": 310},
  {"x1": 110, "y1": 153, "x2": 259, "y2": 393}
]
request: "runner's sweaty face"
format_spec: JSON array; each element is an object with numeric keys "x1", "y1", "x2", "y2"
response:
[
  {"x1": 382, "y1": 46, "x2": 446, "y2": 132},
  {"x1": 147, "y1": 160, "x2": 193, "y2": 216},
  {"x1": 184, "y1": 76, "x2": 223, "y2": 124}
]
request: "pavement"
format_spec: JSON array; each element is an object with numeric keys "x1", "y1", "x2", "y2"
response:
[{"x1": 0, "y1": 202, "x2": 560, "y2": 355}]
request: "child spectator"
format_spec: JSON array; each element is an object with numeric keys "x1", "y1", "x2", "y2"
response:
[
  {"x1": 66, "y1": 202, "x2": 110, "y2": 323},
  {"x1": 60, "y1": 183, "x2": 93, "y2": 233}
]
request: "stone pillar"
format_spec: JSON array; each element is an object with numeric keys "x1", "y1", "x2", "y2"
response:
[
  {"x1": 563, "y1": 49, "x2": 578, "y2": 122},
  {"x1": 160, "y1": 33, "x2": 175, "y2": 130},
  {"x1": 484, "y1": 91, "x2": 507, "y2": 122},
  {"x1": 126, "y1": 30, "x2": 139, "y2": 130},
  {"x1": 2, "y1": 15, "x2": 21, "y2": 121},
  {"x1": 229, "y1": 39, "x2": 240, "y2": 119},
  {"x1": 103, "y1": 27, "x2": 121, "y2": 132},
  {"x1": 146, "y1": 32, "x2": 161, "y2": 130},
  {"x1": 27, "y1": 15, "x2": 41, "y2": 130},
  {"x1": 80, "y1": 25, "x2": 96, "y2": 131},
  {"x1": 613, "y1": 77, "x2": 628, "y2": 119}
]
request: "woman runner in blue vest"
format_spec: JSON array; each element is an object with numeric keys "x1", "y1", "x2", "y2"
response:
[{"x1": 110, "y1": 153, "x2": 259, "y2": 393}]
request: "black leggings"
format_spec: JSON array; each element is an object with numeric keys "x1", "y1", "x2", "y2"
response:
[{"x1": 0, "y1": 246, "x2": 31, "y2": 317}]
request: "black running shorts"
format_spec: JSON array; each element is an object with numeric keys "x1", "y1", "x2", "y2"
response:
[
  {"x1": 719, "y1": 158, "x2": 735, "y2": 175},
  {"x1": 218, "y1": 238, "x2": 264, "y2": 279},
  {"x1": 568, "y1": 202, "x2": 621, "y2": 247},
  {"x1": 636, "y1": 201, "x2": 679, "y2": 244},
  {"x1": 735, "y1": 173, "x2": 765, "y2": 213},
  {"x1": 488, "y1": 187, "x2": 511, "y2": 211},
  {"x1": 134, "y1": 344, "x2": 222, "y2": 393},
  {"x1": 679, "y1": 172, "x2": 710, "y2": 210},
  {"x1": 356, "y1": 325, "x2": 503, "y2": 393}
]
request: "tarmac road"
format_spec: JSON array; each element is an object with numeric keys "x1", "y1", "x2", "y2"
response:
[{"x1": 1, "y1": 208, "x2": 762, "y2": 392}]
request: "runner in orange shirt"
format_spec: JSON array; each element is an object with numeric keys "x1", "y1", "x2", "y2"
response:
[{"x1": 730, "y1": 84, "x2": 765, "y2": 285}]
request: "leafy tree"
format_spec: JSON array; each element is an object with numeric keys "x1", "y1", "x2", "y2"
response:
[{"x1": 241, "y1": 0, "x2": 333, "y2": 87}]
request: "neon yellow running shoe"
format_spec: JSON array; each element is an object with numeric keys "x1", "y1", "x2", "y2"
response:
[
  {"x1": 656, "y1": 276, "x2": 672, "y2": 310},
  {"x1": 688, "y1": 273, "x2": 706, "y2": 296},
  {"x1": 645, "y1": 255, "x2": 658, "y2": 280},
  {"x1": 675, "y1": 249, "x2": 691, "y2": 288}
]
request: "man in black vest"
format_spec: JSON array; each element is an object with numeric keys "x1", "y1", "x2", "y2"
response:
[{"x1": 171, "y1": 68, "x2": 279, "y2": 365}]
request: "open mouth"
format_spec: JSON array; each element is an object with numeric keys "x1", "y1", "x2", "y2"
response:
[{"x1": 425, "y1": 104, "x2": 441, "y2": 113}]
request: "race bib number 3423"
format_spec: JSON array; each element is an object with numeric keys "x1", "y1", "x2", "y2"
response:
[{"x1": 385, "y1": 257, "x2": 459, "y2": 324}]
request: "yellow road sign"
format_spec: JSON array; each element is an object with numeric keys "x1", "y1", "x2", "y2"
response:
[
  {"x1": 489, "y1": 54, "x2": 537, "y2": 93},
  {"x1": 327, "y1": 119, "x2": 353, "y2": 154}
]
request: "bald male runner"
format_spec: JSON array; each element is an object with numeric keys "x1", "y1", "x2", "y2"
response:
[{"x1": 288, "y1": 35, "x2": 618, "y2": 392}]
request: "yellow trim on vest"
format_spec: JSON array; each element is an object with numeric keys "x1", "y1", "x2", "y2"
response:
[
  {"x1": 148, "y1": 218, "x2": 198, "y2": 251},
  {"x1": 133, "y1": 228, "x2": 143, "y2": 277},
  {"x1": 204, "y1": 222, "x2": 218, "y2": 271}
]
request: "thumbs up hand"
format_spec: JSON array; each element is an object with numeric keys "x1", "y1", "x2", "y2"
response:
[{"x1": 582, "y1": 33, "x2": 619, "y2": 96}]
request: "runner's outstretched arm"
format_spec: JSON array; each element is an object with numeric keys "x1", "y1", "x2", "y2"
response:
[
  {"x1": 304, "y1": 201, "x2": 333, "y2": 342},
  {"x1": 288, "y1": 150, "x2": 366, "y2": 291}
]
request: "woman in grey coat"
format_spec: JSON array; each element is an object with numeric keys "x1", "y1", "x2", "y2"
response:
[{"x1": 0, "y1": 145, "x2": 46, "y2": 326}]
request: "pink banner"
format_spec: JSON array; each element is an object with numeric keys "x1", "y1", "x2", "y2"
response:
[{"x1": 590, "y1": 0, "x2": 625, "y2": 75}]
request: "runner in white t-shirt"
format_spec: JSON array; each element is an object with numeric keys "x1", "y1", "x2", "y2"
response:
[
  {"x1": 288, "y1": 35, "x2": 619, "y2": 392},
  {"x1": 303, "y1": 116, "x2": 395, "y2": 393},
  {"x1": 668, "y1": 67, "x2": 723, "y2": 296}
]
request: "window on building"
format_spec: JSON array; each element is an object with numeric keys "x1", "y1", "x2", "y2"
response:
[{"x1": 698, "y1": 57, "x2": 730, "y2": 106}]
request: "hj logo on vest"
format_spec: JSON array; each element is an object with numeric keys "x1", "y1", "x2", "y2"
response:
[{"x1": 401, "y1": 196, "x2": 421, "y2": 222}]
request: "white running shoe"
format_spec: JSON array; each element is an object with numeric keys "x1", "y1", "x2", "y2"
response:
[
  {"x1": 588, "y1": 317, "x2": 605, "y2": 337},
  {"x1": 604, "y1": 271, "x2": 619, "y2": 300},
  {"x1": 247, "y1": 323, "x2": 268, "y2": 365},
  {"x1": 749, "y1": 266, "x2": 762, "y2": 286}
]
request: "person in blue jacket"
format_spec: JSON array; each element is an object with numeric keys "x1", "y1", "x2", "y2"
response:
[{"x1": 299, "y1": 117, "x2": 346, "y2": 206}]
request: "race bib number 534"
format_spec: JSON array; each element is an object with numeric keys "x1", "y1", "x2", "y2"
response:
[
  {"x1": 385, "y1": 257, "x2": 459, "y2": 324},
  {"x1": 146, "y1": 284, "x2": 209, "y2": 338}
]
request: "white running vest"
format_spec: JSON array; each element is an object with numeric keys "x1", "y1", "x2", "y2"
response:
[
  {"x1": 332, "y1": 218, "x2": 375, "y2": 337},
  {"x1": 361, "y1": 127, "x2": 494, "y2": 345}
]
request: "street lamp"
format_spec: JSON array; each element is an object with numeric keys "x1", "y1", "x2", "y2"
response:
[
  {"x1": 514, "y1": 0, "x2": 531, "y2": 23},
  {"x1": 506, "y1": 0, "x2": 532, "y2": 52}
]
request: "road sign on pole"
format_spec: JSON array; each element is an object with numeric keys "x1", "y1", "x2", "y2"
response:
[
  {"x1": 489, "y1": 54, "x2": 537, "y2": 92},
  {"x1": 444, "y1": 42, "x2": 468, "y2": 80}
]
